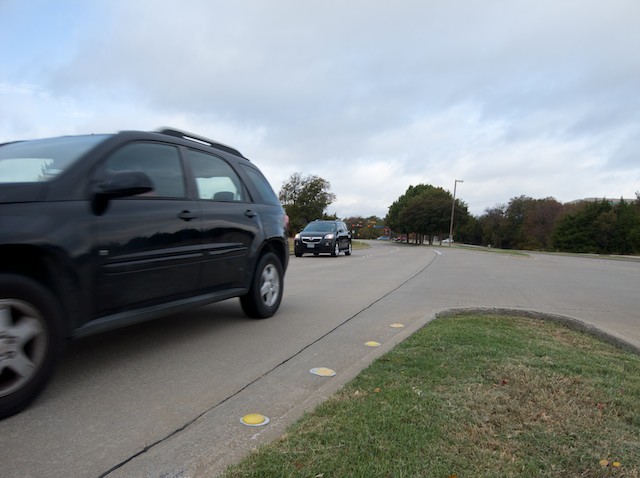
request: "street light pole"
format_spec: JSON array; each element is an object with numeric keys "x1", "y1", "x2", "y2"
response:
[{"x1": 448, "y1": 179, "x2": 464, "y2": 246}]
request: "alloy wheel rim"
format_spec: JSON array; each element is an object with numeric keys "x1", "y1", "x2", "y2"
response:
[
  {"x1": 259, "y1": 264, "x2": 280, "y2": 307},
  {"x1": 0, "y1": 300, "x2": 47, "y2": 397}
]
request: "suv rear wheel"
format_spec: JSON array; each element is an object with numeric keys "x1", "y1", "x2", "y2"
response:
[
  {"x1": 240, "y1": 252, "x2": 283, "y2": 318},
  {"x1": 0, "y1": 275, "x2": 63, "y2": 419}
]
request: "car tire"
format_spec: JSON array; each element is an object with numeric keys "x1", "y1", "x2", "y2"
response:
[
  {"x1": 0, "y1": 274, "x2": 64, "y2": 419},
  {"x1": 331, "y1": 241, "x2": 340, "y2": 257},
  {"x1": 240, "y1": 252, "x2": 283, "y2": 319},
  {"x1": 345, "y1": 242, "x2": 352, "y2": 256},
  {"x1": 294, "y1": 252, "x2": 303, "y2": 257}
]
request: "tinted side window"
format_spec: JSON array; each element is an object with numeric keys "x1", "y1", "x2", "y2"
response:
[
  {"x1": 240, "y1": 164, "x2": 280, "y2": 206},
  {"x1": 187, "y1": 149, "x2": 246, "y2": 201},
  {"x1": 104, "y1": 143, "x2": 185, "y2": 198}
]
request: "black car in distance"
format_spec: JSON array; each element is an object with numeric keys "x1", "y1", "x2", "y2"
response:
[
  {"x1": 293, "y1": 220, "x2": 352, "y2": 257},
  {"x1": 0, "y1": 128, "x2": 289, "y2": 418}
]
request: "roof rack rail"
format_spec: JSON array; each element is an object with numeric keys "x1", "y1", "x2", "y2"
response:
[{"x1": 156, "y1": 128, "x2": 246, "y2": 158}]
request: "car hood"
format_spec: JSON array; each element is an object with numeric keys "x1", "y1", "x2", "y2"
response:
[
  {"x1": 300, "y1": 231, "x2": 331, "y2": 238},
  {"x1": 0, "y1": 182, "x2": 49, "y2": 204}
]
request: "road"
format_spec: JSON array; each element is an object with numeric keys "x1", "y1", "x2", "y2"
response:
[{"x1": 1, "y1": 242, "x2": 638, "y2": 477}]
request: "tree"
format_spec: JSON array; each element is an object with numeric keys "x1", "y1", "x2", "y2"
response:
[
  {"x1": 503, "y1": 195, "x2": 529, "y2": 249},
  {"x1": 279, "y1": 173, "x2": 336, "y2": 234},
  {"x1": 550, "y1": 199, "x2": 640, "y2": 254},
  {"x1": 521, "y1": 197, "x2": 564, "y2": 250},
  {"x1": 386, "y1": 184, "x2": 470, "y2": 244},
  {"x1": 610, "y1": 197, "x2": 640, "y2": 254},
  {"x1": 458, "y1": 215, "x2": 483, "y2": 245},
  {"x1": 399, "y1": 189, "x2": 452, "y2": 244},
  {"x1": 553, "y1": 200, "x2": 606, "y2": 253},
  {"x1": 478, "y1": 196, "x2": 563, "y2": 250},
  {"x1": 386, "y1": 184, "x2": 434, "y2": 242},
  {"x1": 478, "y1": 204, "x2": 508, "y2": 248}
]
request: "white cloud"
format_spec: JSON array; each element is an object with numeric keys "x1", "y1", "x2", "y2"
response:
[{"x1": 1, "y1": 0, "x2": 639, "y2": 217}]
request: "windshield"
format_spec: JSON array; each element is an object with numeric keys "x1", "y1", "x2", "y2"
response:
[
  {"x1": 303, "y1": 222, "x2": 337, "y2": 232},
  {"x1": 0, "y1": 135, "x2": 111, "y2": 183}
]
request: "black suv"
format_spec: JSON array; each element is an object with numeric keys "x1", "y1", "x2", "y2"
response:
[
  {"x1": 293, "y1": 220, "x2": 352, "y2": 257},
  {"x1": 0, "y1": 128, "x2": 289, "y2": 418}
]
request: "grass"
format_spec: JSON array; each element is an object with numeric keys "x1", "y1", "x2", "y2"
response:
[{"x1": 224, "y1": 314, "x2": 640, "y2": 477}]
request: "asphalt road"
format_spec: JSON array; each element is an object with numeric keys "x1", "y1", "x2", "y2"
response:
[{"x1": 1, "y1": 242, "x2": 638, "y2": 477}]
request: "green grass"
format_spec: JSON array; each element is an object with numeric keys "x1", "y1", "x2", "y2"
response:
[{"x1": 224, "y1": 315, "x2": 640, "y2": 478}]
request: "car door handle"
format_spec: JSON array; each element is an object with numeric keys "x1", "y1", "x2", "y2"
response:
[
  {"x1": 178, "y1": 210, "x2": 198, "y2": 221},
  {"x1": 244, "y1": 210, "x2": 258, "y2": 218}
]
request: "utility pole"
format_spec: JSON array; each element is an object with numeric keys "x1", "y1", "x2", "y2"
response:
[{"x1": 448, "y1": 179, "x2": 464, "y2": 246}]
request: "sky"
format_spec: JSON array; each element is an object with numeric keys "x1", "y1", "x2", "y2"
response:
[{"x1": 1, "y1": 0, "x2": 639, "y2": 218}]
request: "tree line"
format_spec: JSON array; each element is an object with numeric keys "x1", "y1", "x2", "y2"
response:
[
  {"x1": 279, "y1": 173, "x2": 640, "y2": 255},
  {"x1": 472, "y1": 195, "x2": 640, "y2": 254}
]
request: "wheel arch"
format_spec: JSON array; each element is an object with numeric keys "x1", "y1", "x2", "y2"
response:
[
  {"x1": 0, "y1": 245, "x2": 82, "y2": 336},
  {"x1": 257, "y1": 237, "x2": 288, "y2": 272}
]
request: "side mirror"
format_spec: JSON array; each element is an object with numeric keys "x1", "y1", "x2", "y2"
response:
[{"x1": 96, "y1": 170, "x2": 154, "y2": 198}]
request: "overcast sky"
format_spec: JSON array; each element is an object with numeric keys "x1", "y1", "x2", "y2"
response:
[{"x1": 1, "y1": 0, "x2": 639, "y2": 217}]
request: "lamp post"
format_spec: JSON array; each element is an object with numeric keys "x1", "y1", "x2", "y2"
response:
[{"x1": 448, "y1": 179, "x2": 464, "y2": 246}]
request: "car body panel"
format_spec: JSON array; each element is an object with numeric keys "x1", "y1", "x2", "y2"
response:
[
  {"x1": 92, "y1": 196, "x2": 203, "y2": 315},
  {"x1": 196, "y1": 199, "x2": 260, "y2": 290}
]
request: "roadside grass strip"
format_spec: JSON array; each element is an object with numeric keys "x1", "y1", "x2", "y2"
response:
[{"x1": 225, "y1": 314, "x2": 640, "y2": 477}]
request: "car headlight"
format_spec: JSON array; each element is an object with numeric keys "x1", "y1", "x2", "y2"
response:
[
  {"x1": 294, "y1": 233, "x2": 300, "y2": 240},
  {"x1": 324, "y1": 233, "x2": 335, "y2": 240}
]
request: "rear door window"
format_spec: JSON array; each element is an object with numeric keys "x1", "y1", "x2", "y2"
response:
[
  {"x1": 186, "y1": 149, "x2": 246, "y2": 202},
  {"x1": 240, "y1": 164, "x2": 281, "y2": 206}
]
